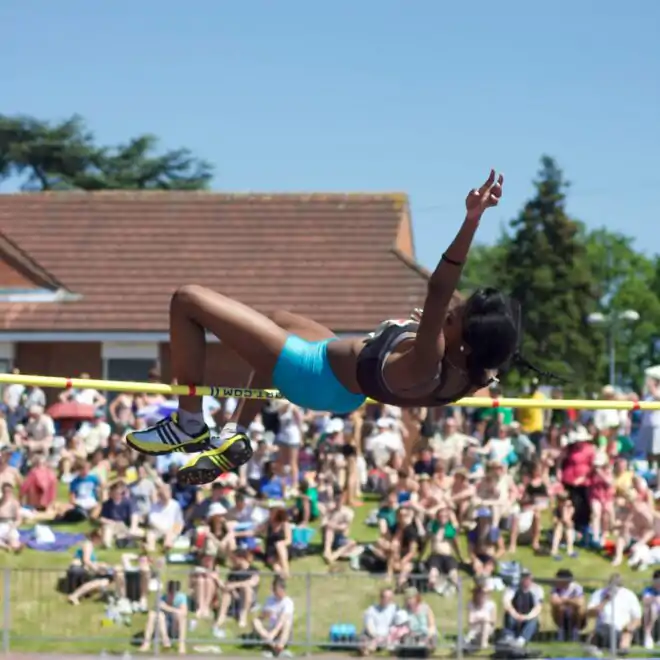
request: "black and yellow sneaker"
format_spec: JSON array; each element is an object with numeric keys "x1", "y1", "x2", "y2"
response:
[
  {"x1": 125, "y1": 413, "x2": 211, "y2": 456},
  {"x1": 177, "y1": 423, "x2": 254, "y2": 486}
]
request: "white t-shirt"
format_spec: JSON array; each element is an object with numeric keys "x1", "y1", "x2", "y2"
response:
[
  {"x1": 594, "y1": 409, "x2": 622, "y2": 432},
  {"x1": 263, "y1": 595, "x2": 294, "y2": 630},
  {"x1": 74, "y1": 388, "x2": 101, "y2": 406},
  {"x1": 4, "y1": 384, "x2": 24, "y2": 410},
  {"x1": 488, "y1": 437, "x2": 513, "y2": 463},
  {"x1": 364, "y1": 603, "x2": 397, "y2": 637},
  {"x1": 148, "y1": 499, "x2": 183, "y2": 533},
  {"x1": 588, "y1": 586, "x2": 642, "y2": 631},
  {"x1": 366, "y1": 431, "x2": 405, "y2": 466},
  {"x1": 468, "y1": 599, "x2": 496, "y2": 625},
  {"x1": 277, "y1": 406, "x2": 303, "y2": 447}
]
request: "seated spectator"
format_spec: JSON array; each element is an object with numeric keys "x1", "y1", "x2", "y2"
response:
[
  {"x1": 107, "y1": 453, "x2": 138, "y2": 487},
  {"x1": 411, "y1": 474, "x2": 440, "y2": 519},
  {"x1": 58, "y1": 460, "x2": 102, "y2": 521},
  {"x1": 139, "y1": 579, "x2": 187, "y2": 655},
  {"x1": 145, "y1": 483, "x2": 184, "y2": 552},
  {"x1": 507, "y1": 495, "x2": 538, "y2": 554},
  {"x1": 550, "y1": 492, "x2": 577, "y2": 559},
  {"x1": 24, "y1": 405, "x2": 55, "y2": 455},
  {"x1": 67, "y1": 530, "x2": 115, "y2": 604},
  {"x1": 77, "y1": 409, "x2": 111, "y2": 455},
  {"x1": 0, "y1": 449, "x2": 22, "y2": 489},
  {"x1": 509, "y1": 421, "x2": 535, "y2": 466},
  {"x1": 19, "y1": 453, "x2": 56, "y2": 514},
  {"x1": 58, "y1": 434, "x2": 88, "y2": 483},
  {"x1": 612, "y1": 491, "x2": 654, "y2": 567},
  {"x1": 0, "y1": 483, "x2": 23, "y2": 552},
  {"x1": 398, "y1": 586, "x2": 437, "y2": 652},
  {"x1": 642, "y1": 569, "x2": 660, "y2": 650},
  {"x1": 212, "y1": 549, "x2": 261, "y2": 637},
  {"x1": 448, "y1": 468, "x2": 474, "y2": 525},
  {"x1": 412, "y1": 447, "x2": 436, "y2": 477},
  {"x1": 321, "y1": 487, "x2": 357, "y2": 567},
  {"x1": 464, "y1": 583, "x2": 496, "y2": 651},
  {"x1": 293, "y1": 479, "x2": 319, "y2": 525},
  {"x1": 467, "y1": 510, "x2": 500, "y2": 581},
  {"x1": 387, "y1": 505, "x2": 419, "y2": 588},
  {"x1": 99, "y1": 481, "x2": 139, "y2": 549},
  {"x1": 501, "y1": 569, "x2": 544, "y2": 648},
  {"x1": 426, "y1": 506, "x2": 461, "y2": 595},
  {"x1": 260, "y1": 506, "x2": 291, "y2": 578},
  {"x1": 251, "y1": 576, "x2": 294, "y2": 656},
  {"x1": 128, "y1": 462, "x2": 157, "y2": 524},
  {"x1": 586, "y1": 573, "x2": 641, "y2": 655},
  {"x1": 242, "y1": 434, "x2": 272, "y2": 493},
  {"x1": 589, "y1": 451, "x2": 615, "y2": 547},
  {"x1": 359, "y1": 588, "x2": 397, "y2": 656},
  {"x1": 259, "y1": 461, "x2": 286, "y2": 500},
  {"x1": 550, "y1": 568, "x2": 585, "y2": 641}
]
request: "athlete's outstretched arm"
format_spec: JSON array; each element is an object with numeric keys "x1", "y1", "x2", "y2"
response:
[{"x1": 414, "y1": 170, "x2": 504, "y2": 363}]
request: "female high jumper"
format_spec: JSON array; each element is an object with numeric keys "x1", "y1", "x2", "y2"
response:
[{"x1": 128, "y1": 170, "x2": 522, "y2": 485}]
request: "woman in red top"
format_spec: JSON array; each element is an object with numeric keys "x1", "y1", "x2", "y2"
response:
[{"x1": 559, "y1": 426, "x2": 596, "y2": 532}]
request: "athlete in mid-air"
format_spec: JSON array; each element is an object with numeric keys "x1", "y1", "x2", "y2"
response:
[{"x1": 127, "y1": 170, "x2": 524, "y2": 485}]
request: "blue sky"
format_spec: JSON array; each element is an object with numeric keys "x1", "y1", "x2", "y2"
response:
[{"x1": 2, "y1": 0, "x2": 659, "y2": 268}]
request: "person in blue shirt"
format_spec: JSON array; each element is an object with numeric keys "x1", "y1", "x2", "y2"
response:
[
  {"x1": 139, "y1": 580, "x2": 188, "y2": 655},
  {"x1": 258, "y1": 461, "x2": 285, "y2": 501},
  {"x1": 63, "y1": 461, "x2": 101, "y2": 519}
]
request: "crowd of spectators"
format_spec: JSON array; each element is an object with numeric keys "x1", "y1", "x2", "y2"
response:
[{"x1": 3, "y1": 365, "x2": 660, "y2": 656}]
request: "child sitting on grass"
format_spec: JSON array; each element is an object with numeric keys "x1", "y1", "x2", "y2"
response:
[{"x1": 551, "y1": 492, "x2": 577, "y2": 560}]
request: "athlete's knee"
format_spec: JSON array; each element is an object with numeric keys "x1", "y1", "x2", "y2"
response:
[{"x1": 171, "y1": 284, "x2": 213, "y2": 311}]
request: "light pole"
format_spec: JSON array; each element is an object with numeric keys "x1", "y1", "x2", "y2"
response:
[{"x1": 587, "y1": 309, "x2": 640, "y2": 386}]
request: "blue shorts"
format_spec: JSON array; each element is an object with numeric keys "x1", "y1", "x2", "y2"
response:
[{"x1": 272, "y1": 335, "x2": 366, "y2": 414}]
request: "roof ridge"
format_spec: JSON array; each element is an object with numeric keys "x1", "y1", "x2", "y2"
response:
[
  {"x1": 390, "y1": 247, "x2": 430, "y2": 279},
  {"x1": 0, "y1": 191, "x2": 410, "y2": 202},
  {"x1": 0, "y1": 232, "x2": 66, "y2": 290}
]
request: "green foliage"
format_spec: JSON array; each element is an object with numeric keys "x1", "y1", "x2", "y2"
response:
[
  {"x1": 0, "y1": 114, "x2": 213, "y2": 191},
  {"x1": 465, "y1": 156, "x2": 658, "y2": 393},
  {"x1": 499, "y1": 156, "x2": 602, "y2": 392}
]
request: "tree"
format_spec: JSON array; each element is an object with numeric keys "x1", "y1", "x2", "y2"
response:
[
  {"x1": 459, "y1": 240, "x2": 508, "y2": 292},
  {"x1": 584, "y1": 228, "x2": 660, "y2": 386},
  {"x1": 500, "y1": 156, "x2": 602, "y2": 391},
  {"x1": 0, "y1": 114, "x2": 213, "y2": 191}
]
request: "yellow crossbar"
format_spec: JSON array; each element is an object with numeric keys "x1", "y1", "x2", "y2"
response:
[{"x1": 0, "y1": 373, "x2": 653, "y2": 410}]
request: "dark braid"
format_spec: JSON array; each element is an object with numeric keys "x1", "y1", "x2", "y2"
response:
[{"x1": 512, "y1": 352, "x2": 570, "y2": 384}]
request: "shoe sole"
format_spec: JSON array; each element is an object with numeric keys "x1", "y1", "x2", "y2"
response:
[
  {"x1": 177, "y1": 435, "x2": 253, "y2": 486},
  {"x1": 125, "y1": 434, "x2": 210, "y2": 456}
]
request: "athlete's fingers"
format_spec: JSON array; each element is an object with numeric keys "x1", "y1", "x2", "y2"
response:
[{"x1": 478, "y1": 169, "x2": 496, "y2": 196}]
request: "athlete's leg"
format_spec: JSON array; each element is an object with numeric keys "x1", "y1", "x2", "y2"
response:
[
  {"x1": 171, "y1": 286, "x2": 290, "y2": 414},
  {"x1": 178, "y1": 311, "x2": 337, "y2": 486},
  {"x1": 127, "y1": 286, "x2": 290, "y2": 457}
]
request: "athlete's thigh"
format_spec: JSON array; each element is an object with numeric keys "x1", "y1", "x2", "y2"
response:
[{"x1": 271, "y1": 309, "x2": 336, "y2": 341}]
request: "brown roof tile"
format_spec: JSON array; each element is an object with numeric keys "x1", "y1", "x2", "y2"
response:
[{"x1": 0, "y1": 192, "x2": 429, "y2": 333}]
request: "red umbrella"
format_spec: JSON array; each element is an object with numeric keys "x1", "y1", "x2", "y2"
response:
[{"x1": 47, "y1": 401, "x2": 96, "y2": 422}]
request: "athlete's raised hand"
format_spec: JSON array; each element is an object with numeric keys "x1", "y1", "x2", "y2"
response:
[{"x1": 465, "y1": 169, "x2": 504, "y2": 220}]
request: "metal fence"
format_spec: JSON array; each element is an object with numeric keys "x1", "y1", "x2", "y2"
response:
[{"x1": 0, "y1": 566, "x2": 655, "y2": 657}]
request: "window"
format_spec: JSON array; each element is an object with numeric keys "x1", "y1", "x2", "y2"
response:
[{"x1": 102, "y1": 343, "x2": 159, "y2": 402}]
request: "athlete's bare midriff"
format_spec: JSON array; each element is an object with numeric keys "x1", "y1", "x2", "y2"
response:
[{"x1": 326, "y1": 334, "x2": 440, "y2": 400}]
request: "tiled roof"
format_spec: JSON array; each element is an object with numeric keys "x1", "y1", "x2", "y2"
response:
[{"x1": 0, "y1": 192, "x2": 429, "y2": 333}]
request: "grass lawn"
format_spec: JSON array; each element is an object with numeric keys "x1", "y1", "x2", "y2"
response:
[{"x1": 0, "y1": 491, "x2": 651, "y2": 657}]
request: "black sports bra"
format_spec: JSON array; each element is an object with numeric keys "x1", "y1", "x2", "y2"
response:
[{"x1": 355, "y1": 320, "x2": 489, "y2": 407}]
